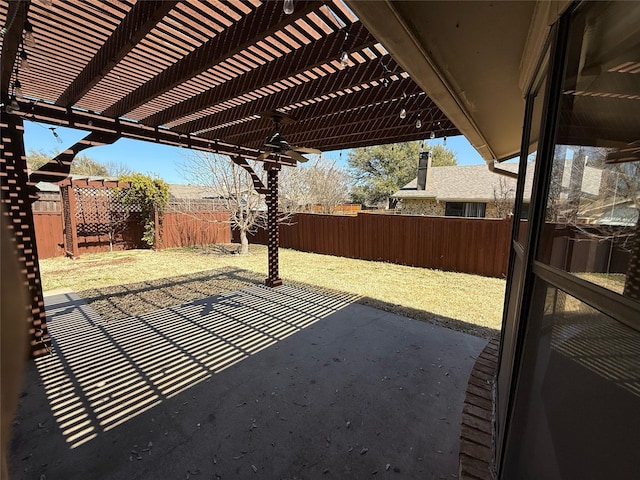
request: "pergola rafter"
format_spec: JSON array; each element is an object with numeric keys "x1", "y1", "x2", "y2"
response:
[
  {"x1": 218, "y1": 76, "x2": 423, "y2": 145},
  {"x1": 56, "y1": 0, "x2": 179, "y2": 107}
]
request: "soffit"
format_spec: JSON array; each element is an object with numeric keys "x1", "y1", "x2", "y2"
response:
[{"x1": 347, "y1": 1, "x2": 570, "y2": 162}]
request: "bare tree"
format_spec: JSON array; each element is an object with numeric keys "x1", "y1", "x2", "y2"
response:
[
  {"x1": 302, "y1": 156, "x2": 351, "y2": 213},
  {"x1": 180, "y1": 151, "x2": 267, "y2": 254},
  {"x1": 104, "y1": 160, "x2": 135, "y2": 177},
  {"x1": 492, "y1": 176, "x2": 516, "y2": 219},
  {"x1": 180, "y1": 151, "x2": 312, "y2": 254},
  {"x1": 546, "y1": 146, "x2": 640, "y2": 298}
]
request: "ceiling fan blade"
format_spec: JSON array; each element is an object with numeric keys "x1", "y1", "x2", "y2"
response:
[
  {"x1": 286, "y1": 150, "x2": 310, "y2": 163},
  {"x1": 257, "y1": 151, "x2": 271, "y2": 161},
  {"x1": 291, "y1": 146, "x2": 321, "y2": 155}
]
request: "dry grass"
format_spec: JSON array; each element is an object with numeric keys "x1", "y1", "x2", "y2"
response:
[{"x1": 40, "y1": 244, "x2": 506, "y2": 338}]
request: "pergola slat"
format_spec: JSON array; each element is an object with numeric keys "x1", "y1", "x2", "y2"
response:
[
  {"x1": 142, "y1": 22, "x2": 376, "y2": 128},
  {"x1": 179, "y1": 58, "x2": 401, "y2": 136},
  {"x1": 218, "y1": 76, "x2": 422, "y2": 143},
  {"x1": 102, "y1": 1, "x2": 323, "y2": 118},
  {"x1": 56, "y1": 1, "x2": 179, "y2": 107}
]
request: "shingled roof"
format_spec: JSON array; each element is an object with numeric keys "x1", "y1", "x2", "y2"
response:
[{"x1": 392, "y1": 163, "x2": 535, "y2": 203}]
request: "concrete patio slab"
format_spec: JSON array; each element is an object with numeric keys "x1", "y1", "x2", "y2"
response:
[{"x1": 10, "y1": 285, "x2": 486, "y2": 479}]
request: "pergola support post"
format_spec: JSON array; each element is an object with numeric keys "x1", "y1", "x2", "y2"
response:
[
  {"x1": 60, "y1": 183, "x2": 79, "y2": 258},
  {"x1": 0, "y1": 114, "x2": 51, "y2": 357},
  {"x1": 265, "y1": 164, "x2": 282, "y2": 288}
]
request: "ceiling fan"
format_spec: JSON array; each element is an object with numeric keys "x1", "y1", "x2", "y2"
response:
[{"x1": 257, "y1": 112, "x2": 320, "y2": 163}]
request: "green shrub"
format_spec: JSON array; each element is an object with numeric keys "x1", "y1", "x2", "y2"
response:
[{"x1": 119, "y1": 174, "x2": 170, "y2": 247}]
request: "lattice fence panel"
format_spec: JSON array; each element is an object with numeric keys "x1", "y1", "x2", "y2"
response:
[{"x1": 74, "y1": 185, "x2": 140, "y2": 239}]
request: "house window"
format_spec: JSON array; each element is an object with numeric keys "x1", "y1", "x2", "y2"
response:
[{"x1": 445, "y1": 202, "x2": 486, "y2": 218}]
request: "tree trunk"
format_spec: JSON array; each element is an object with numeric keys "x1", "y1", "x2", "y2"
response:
[{"x1": 239, "y1": 229, "x2": 250, "y2": 255}]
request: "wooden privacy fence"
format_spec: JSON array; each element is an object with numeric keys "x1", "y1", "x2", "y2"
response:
[
  {"x1": 234, "y1": 213, "x2": 513, "y2": 278},
  {"x1": 33, "y1": 211, "x2": 65, "y2": 259},
  {"x1": 33, "y1": 209, "x2": 231, "y2": 258},
  {"x1": 160, "y1": 211, "x2": 230, "y2": 248}
]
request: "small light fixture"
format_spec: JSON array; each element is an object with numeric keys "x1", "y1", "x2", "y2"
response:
[
  {"x1": 382, "y1": 77, "x2": 390, "y2": 88},
  {"x1": 415, "y1": 114, "x2": 422, "y2": 129},
  {"x1": 399, "y1": 107, "x2": 407, "y2": 119},
  {"x1": 14, "y1": 79, "x2": 23, "y2": 98},
  {"x1": 19, "y1": 49, "x2": 30, "y2": 71},
  {"x1": 23, "y1": 20, "x2": 35, "y2": 47},
  {"x1": 339, "y1": 30, "x2": 350, "y2": 67},
  {"x1": 49, "y1": 127, "x2": 62, "y2": 144},
  {"x1": 340, "y1": 50, "x2": 349, "y2": 67},
  {"x1": 430, "y1": 131, "x2": 435, "y2": 140},
  {"x1": 283, "y1": 0, "x2": 294, "y2": 14},
  {"x1": 443, "y1": 136, "x2": 447, "y2": 146}
]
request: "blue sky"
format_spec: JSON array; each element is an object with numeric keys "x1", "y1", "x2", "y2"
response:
[{"x1": 24, "y1": 120, "x2": 488, "y2": 184}]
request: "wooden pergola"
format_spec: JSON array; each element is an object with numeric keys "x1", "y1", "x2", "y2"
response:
[{"x1": 1, "y1": 0, "x2": 459, "y2": 356}]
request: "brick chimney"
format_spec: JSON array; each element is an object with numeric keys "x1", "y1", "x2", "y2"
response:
[{"x1": 417, "y1": 151, "x2": 432, "y2": 190}]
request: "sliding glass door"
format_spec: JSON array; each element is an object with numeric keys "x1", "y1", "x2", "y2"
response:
[{"x1": 499, "y1": 2, "x2": 640, "y2": 478}]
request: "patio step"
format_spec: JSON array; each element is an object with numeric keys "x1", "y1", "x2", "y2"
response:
[{"x1": 459, "y1": 338, "x2": 499, "y2": 480}]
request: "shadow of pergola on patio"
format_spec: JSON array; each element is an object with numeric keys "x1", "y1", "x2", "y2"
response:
[{"x1": 11, "y1": 285, "x2": 485, "y2": 479}]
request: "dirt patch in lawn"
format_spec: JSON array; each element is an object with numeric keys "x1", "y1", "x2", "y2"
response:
[
  {"x1": 77, "y1": 266, "x2": 497, "y2": 339},
  {"x1": 78, "y1": 266, "x2": 265, "y2": 320}
]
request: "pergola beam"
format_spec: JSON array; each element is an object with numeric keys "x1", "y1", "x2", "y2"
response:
[
  {"x1": 141, "y1": 22, "x2": 376, "y2": 128},
  {"x1": 56, "y1": 1, "x2": 178, "y2": 107},
  {"x1": 29, "y1": 131, "x2": 121, "y2": 184},
  {"x1": 102, "y1": 1, "x2": 323, "y2": 118},
  {"x1": 285, "y1": 97, "x2": 446, "y2": 143},
  {"x1": 0, "y1": 0, "x2": 28, "y2": 103},
  {"x1": 306, "y1": 125, "x2": 459, "y2": 152},
  {"x1": 15, "y1": 101, "x2": 295, "y2": 166}
]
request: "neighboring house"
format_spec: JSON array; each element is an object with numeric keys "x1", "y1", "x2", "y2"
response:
[
  {"x1": 392, "y1": 161, "x2": 535, "y2": 219},
  {"x1": 167, "y1": 184, "x2": 228, "y2": 211}
]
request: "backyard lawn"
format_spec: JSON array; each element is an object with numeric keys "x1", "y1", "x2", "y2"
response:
[{"x1": 39, "y1": 244, "x2": 506, "y2": 338}]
